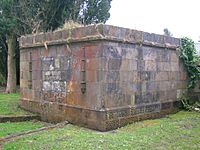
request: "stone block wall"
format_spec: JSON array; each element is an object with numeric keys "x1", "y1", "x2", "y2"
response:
[{"x1": 20, "y1": 24, "x2": 187, "y2": 131}]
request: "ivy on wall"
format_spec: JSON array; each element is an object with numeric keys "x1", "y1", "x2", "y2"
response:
[
  {"x1": 180, "y1": 37, "x2": 200, "y2": 89},
  {"x1": 180, "y1": 37, "x2": 200, "y2": 112}
]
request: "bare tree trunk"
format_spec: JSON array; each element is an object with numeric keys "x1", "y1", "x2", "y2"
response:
[{"x1": 6, "y1": 34, "x2": 17, "y2": 93}]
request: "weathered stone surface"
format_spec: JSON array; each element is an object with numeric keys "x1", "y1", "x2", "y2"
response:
[
  {"x1": 143, "y1": 47, "x2": 157, "y2": 61},
  {"x1": 105, "y1": 71, "x2": 120, "y2": 82},
  {"x1": 20, "y1": 24, "x2": 187, "y2": 131},
  {"x1": 155, "y1": 72, "x2": 168, "y2": 81},
  {"x1": 144, "y1": 60, "x2": 157, "y2": 71},
  {"x1": 157, "y1": 62, "x2": 171, "y2": 71},
  {"x1": 140, "y1": 71, "x2": 155, "y2": 81}
]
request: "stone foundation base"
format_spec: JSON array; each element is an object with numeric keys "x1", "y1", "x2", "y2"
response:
[{"x1": 20, "y1": 99, "x2": 181, "y2": 131}]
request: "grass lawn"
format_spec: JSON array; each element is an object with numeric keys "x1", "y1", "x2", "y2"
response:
[
  {"x1": 0, "y1": 93, "x2": 30, "y2": 115},
  {"x1": 2, "y1": 111, "x2": 200, "y2": 150},
  {"x1": 0, "y1": 121, "x2": 45, "y2": 138}
]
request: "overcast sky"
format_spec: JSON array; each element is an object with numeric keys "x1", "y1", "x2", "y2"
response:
[{"x1": 106, "y1": 0, "x2": 200, "y2": 42}]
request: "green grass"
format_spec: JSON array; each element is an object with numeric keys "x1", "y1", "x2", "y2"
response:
[
  {"x1": 0, "y1": 121, "x2": 44, "y2": 138},
  {"x1": 3, "y1": 111, "x2": 200, "y2": 150},
  {"x1": 0, "y1": 93, "x2": 30, "y2": 115}
]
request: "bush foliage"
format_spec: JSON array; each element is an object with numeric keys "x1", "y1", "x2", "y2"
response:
[
  {"x1": 180, "y1": 37, "x2": 200, "y2": 112},
  {"x1": 180, "y1": 37, "x2": 200, "y2": 89}
]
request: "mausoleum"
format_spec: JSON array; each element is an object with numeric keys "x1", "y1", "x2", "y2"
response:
[{"x1": 19, "y1": 24, "x2": 187, "y2": 131}]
